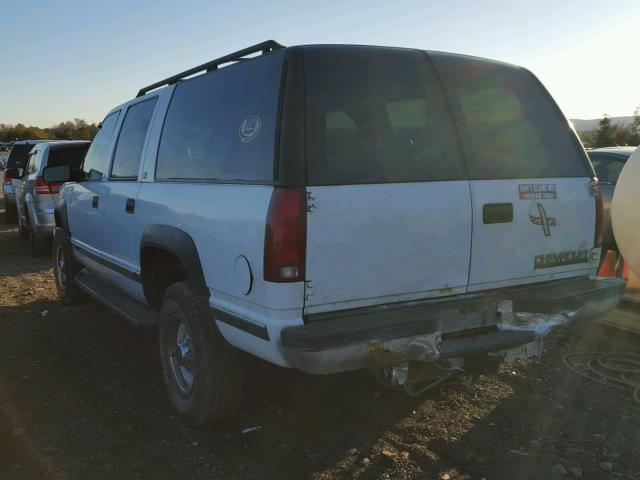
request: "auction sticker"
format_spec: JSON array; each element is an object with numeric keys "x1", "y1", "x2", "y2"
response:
[{"x1": 519, "y1": 184, "x2": 557, "y2": 200}]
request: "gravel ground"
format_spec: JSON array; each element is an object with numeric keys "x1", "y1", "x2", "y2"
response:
[{"x1": 1, "y1": 187, "x2": 639, "y2": 480}]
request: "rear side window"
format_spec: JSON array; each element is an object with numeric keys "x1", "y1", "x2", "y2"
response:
[
  {"x1": 303, "y1": 46, "x2": 465, "y2": 185},
  {"x1": 7, "y1": 144, "x2": 36, "y2": 170},
  {"x1": 156, "y1": 50, "x2": 284, "y2": 182},
  {"x1": 431, "y1": 53, "x2": 588, "y2": 179},
  {"x1": 589, "y1": 154, "x2": 626, "y2": 183},
  {"x1": 82, "y1": 111, "x2": 120, "y2": 181},
  {"x1": 111, "y1": 98, "x2": 158, "y2": 179},
  {"x1": 47, "y1": 143, "x2": 90, "y2": 169}
]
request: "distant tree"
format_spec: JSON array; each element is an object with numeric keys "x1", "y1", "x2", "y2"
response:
[
  {"x1": 594, "y1": 115, "x2": 618, "y2": 147},
  {"x1": 577, "y1": 129, "x2": 597, "y2": 148},
  {"x1": 0, "y1": 119, "x2": 98, "y2": 142},
  {"x1": 630, "y1": 105, "x2": 640, "y2": 145}
]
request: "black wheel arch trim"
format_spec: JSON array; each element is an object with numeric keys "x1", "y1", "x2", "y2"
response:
[
  {"x1": 140, "y1": 225, "x2": 207, "y2": 288},
  {"x1": 211, "y1": 307, "x2": 270, "y2": 341},
  {"x1": 54, "y1": 198, "x2": 70, "y2": 234}
]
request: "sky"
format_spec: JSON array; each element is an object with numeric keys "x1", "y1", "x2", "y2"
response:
[{"x1": 1, "y1": 0, "x2": 639, "y2": 126}]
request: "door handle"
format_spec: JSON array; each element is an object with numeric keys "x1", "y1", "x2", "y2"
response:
[
  {"x1": 92, "y1": 195, "x2": 99, "y2": 209},
  {"x1": 125, "y1": 198, "x2": 135, "y2": 214},
  {"x1": 483, "y1": 203, "x2": 513, "y2": 224}
]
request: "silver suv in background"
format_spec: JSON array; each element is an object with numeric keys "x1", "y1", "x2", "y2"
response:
[
  {"x1": 15, "y1": 141, "x2": 90, "y2": 255},
  {"x1": 2, "y1": 140, "x2": 47, "y2": 223},
  {"x1": 587, "y1": 146, "x2": 637, "y2": 254}
]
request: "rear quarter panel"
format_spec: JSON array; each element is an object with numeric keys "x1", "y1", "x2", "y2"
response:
[{"x1": 135, "y1": 183, "x2": 305, "y2": 356}]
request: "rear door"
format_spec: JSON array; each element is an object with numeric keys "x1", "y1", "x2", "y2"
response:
[
  {"x1": 300, "y1": 47, "x2": 472, "y2": 314},
  {"x1": 431, "y1": 53, "x2": 598, "y2": 291}
]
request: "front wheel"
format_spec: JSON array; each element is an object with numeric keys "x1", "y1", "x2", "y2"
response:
[
  {"x1": 159, "y1": 282, "x2": 243, "y2": 426},
  {"x1": 52, "y1": 229, "x2": 87, "y2": 304}
]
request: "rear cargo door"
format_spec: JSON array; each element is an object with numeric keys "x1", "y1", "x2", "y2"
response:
[
  {"x1": 301, "y1": 47, "x2": 472, "y2": 314},
  {"x1": 431, "y1": 53, "x2": 599, "y2": 291}
]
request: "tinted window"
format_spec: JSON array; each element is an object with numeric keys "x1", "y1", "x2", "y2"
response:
[
  {"x1": 431, "y1": 53, "x2": 588, "y2": 179},
  {"x1": 111, "y1": 98, "x2": 158, "y2": 178},
  {"x1": 156, "y1": 50, "x2": 284, "y2": 182},
  {"x1": 48, "y1": 143, "x2": 90, "y2": 169},
  {"x1": 82, "y1": 111, "x2": 120, "y2": 181},
  {"x1": 303, "y1": 47, "x2": 465, "y2": 185},
  {"x1": 7, "y1": 143, "x2": 37, "y2": 170},
  {"x1": 589, "y1": 155, "x2": 626, "y2": 183}
]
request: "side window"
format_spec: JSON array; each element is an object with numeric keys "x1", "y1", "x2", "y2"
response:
[
  {"x1": 591, "y1": 156, "x2": 625, "y2": 183},
  {"x1": 607, "y1": 159, "x2": 625, "y2": 183},
  {"x1": 111, "y1": 98, "x2": 158, "y2": 179},
  {"x1": 82, "y1": 111, "x2": 120, "y2": 181},
  {"x1": 29, "y1": 152, "x2": 39, "y2": 175},
  {"x1": 156, "y1": 50, "x2": 284, "y2": 182},
  {"x1": 23, "y1": 152, "x2": 35, "y2": 177}
]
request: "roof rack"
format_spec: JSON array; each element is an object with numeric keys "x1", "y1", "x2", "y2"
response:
[{"x1": 136, "y1": 40, "x2": 285, "y2": 97}]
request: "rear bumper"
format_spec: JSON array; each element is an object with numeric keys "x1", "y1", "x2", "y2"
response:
[{"x1": 281, "y1": 277, "x2": 625, "y2": 374}]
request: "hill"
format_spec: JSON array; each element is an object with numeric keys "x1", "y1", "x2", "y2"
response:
[{"x1": 571, "y1": 116, "x2": 634, "y2": 132}]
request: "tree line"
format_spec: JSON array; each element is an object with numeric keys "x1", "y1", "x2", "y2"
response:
[
  {"x1": 577, "y1": 107, "x2": 640, "y2": 148},
  {"x1": 2, "y1": 108, "x2": 639, "y2": 149},
  {"x1": 0, "y1": 119, "x2": 98, "y2": 142}
]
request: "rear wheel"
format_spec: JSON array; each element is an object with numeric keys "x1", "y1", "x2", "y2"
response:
[
  {"x1": 159, "y1": 282, "x2": 243, "y2": 426},
  {"x1": 4, "y1": 203, "x2": 17, "y2": 224},
  {"x1": 52, "y1": 229, "x2": 87, "y2": 304}
]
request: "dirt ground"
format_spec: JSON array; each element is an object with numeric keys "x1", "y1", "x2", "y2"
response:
[{"x1": 1, "y1": 191, "x2": 639, "y2": 480}]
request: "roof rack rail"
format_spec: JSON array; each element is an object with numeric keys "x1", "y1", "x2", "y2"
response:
[{"x1": 136, "y1": 40, "x2": 285, "y2": 97}]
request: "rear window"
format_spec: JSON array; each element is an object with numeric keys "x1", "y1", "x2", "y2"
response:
[
  {"x1": 48, "y1": 143, "x2": 90, "y2": 169},
  {"x1": 430, "y1": 53, "x2": 589, "y2": 179},
  {"x1": 156, "y1": 50, "x2": 284, "y2": 183},
  {"x1": 7, "y1": 143, "x2": 37, "y2": 170},
  {"x1": 303, "y1": 46, "x2": 466, "y2": 185}
]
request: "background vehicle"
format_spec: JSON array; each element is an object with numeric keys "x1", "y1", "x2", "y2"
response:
[
  {"x1": 587, "y1": 146, "x2": 637, "y2": 254},
  {"x1": 2, "y1": 140, "x2": 46, "y2": 223},
  {"x1": 47, "y1": 41, "x2": 624, "y2": 426},
  {"x1": 15, "y1": 141, "x2": 90, "y2": 255}
]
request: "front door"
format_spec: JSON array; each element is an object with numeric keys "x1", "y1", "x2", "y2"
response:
[{"x1": 68, "y1": 110, "x2": 121, "y2": 256}]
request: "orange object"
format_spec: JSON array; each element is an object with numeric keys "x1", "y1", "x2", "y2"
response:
[{"x1": 598, "y1": 250, "x2": 619, "y2": 277}]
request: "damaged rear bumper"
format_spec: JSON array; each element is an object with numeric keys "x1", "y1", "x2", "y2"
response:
[{"x1": 281, "y1": 277, "x2": 625, "y2": 375}]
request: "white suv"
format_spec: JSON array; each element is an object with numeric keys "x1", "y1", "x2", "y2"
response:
[{"x1": 44, "y1": 41, "x2": 624, "y2": 426}]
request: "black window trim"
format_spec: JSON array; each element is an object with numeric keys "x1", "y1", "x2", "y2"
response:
[{"x1": 108, "y1": 96, "x2": 159, "y2": 181}]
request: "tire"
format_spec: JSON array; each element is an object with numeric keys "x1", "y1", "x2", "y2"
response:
[
  {"x1": 27, "y1": 225, "x2": 49, "y2": 257},
  {"x1": 52, "y1": 228, "x2": 87, "y2": 304},
  {"x1": 159, "y1": 282, "x2": 243, "y2": 426},
  {"x1": 4, "y1": 202, "x2": 17, "y2": 224}
]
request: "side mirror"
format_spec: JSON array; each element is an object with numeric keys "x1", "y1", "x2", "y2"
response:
[
  {"x1": 42, "y1": 164, "x2": 71, "y2": 183},
  {"x1": 4, "y1": 168, "x2": 19, "y2": 178}
]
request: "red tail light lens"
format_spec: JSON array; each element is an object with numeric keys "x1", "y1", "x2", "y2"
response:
[
  {"x1": 264, "y1": 187, "x2": 307, "y2": 282},
  {"x1": 35, "y1": 176, "x2": 62, "y2": 195},
  {"x1": 594, "y1": 180, "x2": 604, "y2": 247},
  {"x1": 3, "y1": 177, "x2": 11, "y2": 186}
]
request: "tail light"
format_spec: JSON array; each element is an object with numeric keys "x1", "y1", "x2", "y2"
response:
[
  {"x1": 264, "y1": 187, "x2": 307, "y2": 282},
  {"x1": 35, "y1": 176, "x2": 62, "y2": 195},
  {"x1": 593, "y1": 179, "x2": 604, "y2": 247},
  {"x1": 3, "y1": 170, "x2": 13, "y2": 185}
]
